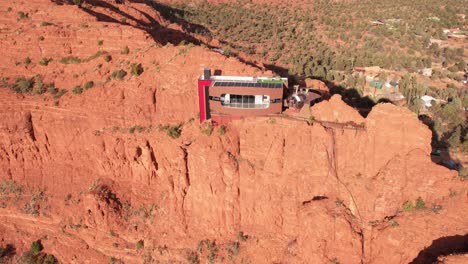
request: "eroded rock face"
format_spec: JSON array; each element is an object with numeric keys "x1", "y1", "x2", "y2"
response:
[{"x1": 0, "y1": 1, "x2": 466, "y2": 263}]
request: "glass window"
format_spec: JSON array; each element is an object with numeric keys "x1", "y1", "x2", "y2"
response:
[{"x1": 220, "y1": 94, "x2": 270, "y2": 109}]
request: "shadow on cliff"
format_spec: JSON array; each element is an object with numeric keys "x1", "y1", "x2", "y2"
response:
[
  {"x1": 52, "y1": 0, "x2": 204, "y2": 46},
  {"x1": 410, "y1": 234, "x2": 468, "y2": 264},
  {"x1": 0, "y1": 244, "x2": 16, "y2": 260}
]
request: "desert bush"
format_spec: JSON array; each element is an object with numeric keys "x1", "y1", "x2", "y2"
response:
[
  {"x1": 17, "y1": 11, "x2": 28, "y2": 19},
  {"x1": 84, "y1": 81, "x2": 94, "y2": 89},
  {"x1": 59, "y1": 56, "x2": 81, "y2": 64},
  {"x1": 23, "y1": 57, "x2": 32, "y2": 65},
  {"x1": 104, "y1": 55, "x2": 112, "y2": 62},
  {"x1": 13, "y1": 76, "x2": 33, "y2": 93},
  {"x1": 53, "y1": 89, "x2": 67, "y2": 99},
  {"x1": 40, "y1": 21, "x2": 52, "y2": 27},
  {"x1": 130, "y1": 63, "x2": 144, "y2": 76},
  {"x1": 167, "y1": 125, "x2": 181, "y2": 139},
  {"x1": 98, "y1": 40, "x2": 103, "y2": 46},
  {"x1": 39, "y1": 58, "x2": 52, "y2": 66},
  {"x1": 217, "y1": 125, "x2": 226, "y2": 135},
  {"x1": 121, "y1": 46, "x2": 130, "y2": 55},
  {"x1": 136, "y1": 240, "x2": 144, "y2": 250},
  {"x1": 30, "y1": 240, "x2": 43, "y2": 254},
  {"x1": 415, "y1": 197, "x2": 426, "y2": 210},
  {"x1": 186, "y1": 251, "x2": 199, "y2": 264},
  {"x1": 402, "y1": 201, "x2": 413, "y2": 212},
  {"x1": 72, "y1": 85, "x2": 83, "y2": 94},
  {"x1": 111, "y1": 70, "x2": 127, "y2": 80}
]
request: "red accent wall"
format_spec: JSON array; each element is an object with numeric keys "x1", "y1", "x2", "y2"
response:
[{"x1": 198, "y1": 79, "x2": 212, "y2": 123}]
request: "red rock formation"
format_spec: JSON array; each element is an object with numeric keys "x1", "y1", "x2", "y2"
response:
[{"x1": 0, "y1": 1, "x2": 466, "y2": 263}]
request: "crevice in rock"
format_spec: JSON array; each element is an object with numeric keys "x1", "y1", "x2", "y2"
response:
[
  {"x1": 25, "y1": 112, "x2": 37, "y2": 142},
  {"x1": 145, "y1": 141, "x2": 159, "y2": 178},
  {"x1": 410, "y1": 234, "x2": 468, "y2": 264},
  {"x1": 302, "y1": 196, "x2": 329, "y2": 205},
  {"x1": 325, "y1": 126, "x2": 365, "y2": 264},
  {"x1": 180, "y1": 146, "x2": 190, "y2": 232}
]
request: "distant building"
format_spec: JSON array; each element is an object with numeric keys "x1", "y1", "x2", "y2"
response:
[
  {"x1": 370, "y1": 20, "x2": 384, "y2": 26},
  {"x1": 421, "y1": 95, "x2": 437, "y2": 108},
  {"x1": 369, "y1": 80, "x2": 384, "y2": 90},
  {"x1": 443, "y1": 28, "x2": 461, "y2": 34},
  {"x1": 420, "y1": 68, "x2": 433, "y2": 77},
  {"x1": 198, "y1": 69, "x2": 287, "y2": 124}
]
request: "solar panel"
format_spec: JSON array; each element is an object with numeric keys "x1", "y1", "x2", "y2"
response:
[{"x1": 212, "y1": 81, "x2": 284, "y2": 88}]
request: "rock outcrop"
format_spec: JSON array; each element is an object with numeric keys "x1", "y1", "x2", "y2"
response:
[{"x1": 0, "y1": 1, "x2": 466, "y2": 263}]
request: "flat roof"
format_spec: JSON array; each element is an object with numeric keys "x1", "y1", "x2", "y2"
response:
[
  {"x1": 209, "y1": 75, "x2": 287, "y2": 83},
  {"x1": 213, "y1": 81, "x2": 283, "y2": 88}
]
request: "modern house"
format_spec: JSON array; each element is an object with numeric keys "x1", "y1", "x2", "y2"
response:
[{"x1": 198, "y1": 69, "x2": 288, "y2": 124}]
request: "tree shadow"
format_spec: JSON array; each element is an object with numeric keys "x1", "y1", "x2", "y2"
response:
[
  {"x1": 419, "y1": 114, "x2": 464, "y2": 171},
  {"x1": 409, "y1": 234, "x2": 468, "y2": 264},
  {"x1": 51, "y1": 0, "x2": 205, "y2": 46},
  {"x1": 0, "y1": 244, "x2": 16, "y2": 260}
]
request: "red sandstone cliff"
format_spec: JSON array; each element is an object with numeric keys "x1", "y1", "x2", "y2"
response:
[{"x1": 0, "y1": 1, "x2": 466, "y2": 263}]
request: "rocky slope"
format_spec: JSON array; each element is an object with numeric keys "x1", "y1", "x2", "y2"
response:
[{"x1": 0, "y1": 1, "x2": 467, "y2": 263}]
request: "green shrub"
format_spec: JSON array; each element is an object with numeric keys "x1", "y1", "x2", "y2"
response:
[
  {"x1": 98, "y1": 40, "x2": 103, "y2": 46},
  {"x1": 30, "y1": 240, "x2": 43, "y2": 254},
  {"x1": 388, "y1": 220, "x2": 399, "y2": 227},
  {"x1": 307, "y1": 116, "x2": 315, "y2": 125},
  {"x1": 53, "y1": 89, "x2": 67, "y2": 99},
  {"x1": 402, "y1": 201, "x2": 413, "y2": 212},
  {"x1": 130, "y1": 63, "x2": 144, "y2": 76},
  {"x1": 104, "y1": 55, "x2": 112, "y2": 62},
  {"x1": 217, "y1": 125, "x2": 226, "y2": 135},
  {"x1": 200, "y1": 123, "x2": 213, "y2": 135},
  {"x1": 43, "y1": 254, "x2": 57, "y2": 264},
  {"x1": 186, "y1": 251, "x2": 199, "y2": 264},
  {"x1": 18, "y1": 11, "x2": 28, "y2": 19},
  {"x1": 32, "y1": 75, "x2": 45, "y2": 95},
  {"x1": 46, "y1": 84, "x2": 58, "y2": 95},
  {"x1": 111, "y1": 70, "x2": 127, "y2": 80},
  {"x1": 23, "y1": 57, "x2": 32, "y2": 65},
  {"x1": 13, "y1": 76, "x2": 33, "y2": 93},
  {"x1": 167, "y1": 125, "x2": 182, "y2": 139},
  {"x1": 40, "y1": 21, "x2": 52, "y2": 27},
  {"x1": 84, "y1": 81, "x2": 94, "y2": 89},
  {"x1": 72, "y1": 85, "x2": 83, "y2": 94},
  {"x1": 39, "y1": 58, "x2": 52, "y2": 66},
  {"x1": 59, "y1": 56, "x2": 81, "y2": 64},
  {"x1": 121, "y1": 46, "x2": 130, "y2": 55},
  {"x1": 136, "y1": 240, "x2": 144, "y2": 250},
  {"x1": 415, "y1": 197, "x2": 426, "y2": 210},
  {"x1": 237, "y1": 231, "x2": 248, "y2": 242}
]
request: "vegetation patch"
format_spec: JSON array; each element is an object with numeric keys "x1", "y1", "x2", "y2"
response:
[
  {"x1": 53, "y1": 89, "x2": 67, "y2": 99},
  {"x1": 159, "y1": 124, "x2": 182, "y2": 139},
  {"x1": 40, "y1": 21, "x2": 52, "y2": 27},
  {"x1": 39, "y1": 58, "x2": 52, "y2": 66},
  {"x1": 84, "y1": 81, "x2": 94, "y2": 89},
  {"x1": 111, "y1": 69, "x2": 127, "y2": 80},
  {"x1": 402, "y1": 201, "x2": 414, "y2": 212},
  {"x1": 17, "y1": 11, "x2": 28, "y2": 19},
  {"x1": 23, "y1": 57, "x2": 32, "y2": 65},
  {"x1": 72, "y1": 85, "x2": 83, "y2": 94},
  {"x1": 121, "y1": 46, "x2": 130, "y2": 55},
  {"x1": 130, "y1": 63, "x2": 144, "y2": 76}
]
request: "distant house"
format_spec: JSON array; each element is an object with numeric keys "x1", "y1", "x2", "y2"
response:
[
  {"x1": 420, "y1": 68, "x2": 433, "y2": 77},
  {"x1": 421, "y1": 95, "x2": 437, "y2": 108},
  {"x1": 370, "y1": 80, "x2": 384, "y2": 89},
  {"x1": 384, "y1": 18, "x2": 402, "y2": 23},
  {"x1": 443, "y1": 28, "x2": 461, "y2": 34},
  {"x1": 370, "y1": 20, "x2": 384, "y2": 26}
]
